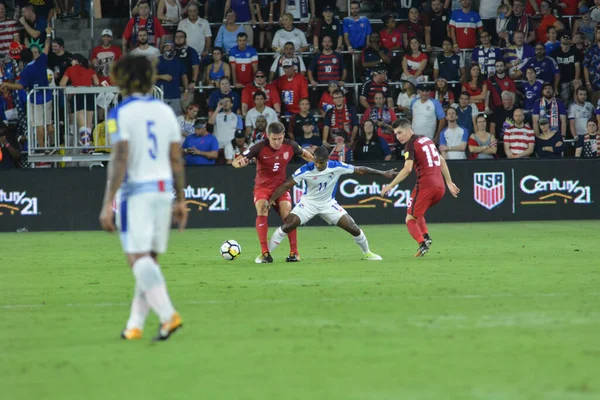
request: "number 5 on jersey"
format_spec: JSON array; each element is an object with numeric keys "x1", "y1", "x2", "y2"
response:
[{"x1": 147, "y1": 121, "x2": 158, "y2": 159}]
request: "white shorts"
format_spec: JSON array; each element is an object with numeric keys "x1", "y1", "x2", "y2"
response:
[
  {"x1": 117, "y1": 192, "x2": 173, "y2": 254},
  {"x1": 28, "y1": 101, "x2": 53, "y2": 127},
  {"x1": 291, "y1": 198, "x2": 348, "y2": 226}
]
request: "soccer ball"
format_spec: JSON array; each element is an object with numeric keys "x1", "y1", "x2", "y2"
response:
[{"x1": 220, "y1": 240, "x2": 242, "y2": 260}]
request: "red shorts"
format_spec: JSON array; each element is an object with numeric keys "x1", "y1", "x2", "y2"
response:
[
  {"x1": 254, "y1": 187, "x2": 292, "y2": 212},
  {"x1": 407, "y1": 186, "x2": 445, "y2": 218}
]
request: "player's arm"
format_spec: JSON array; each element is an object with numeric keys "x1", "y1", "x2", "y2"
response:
[
  {"x1": 232, "y1": 154, "x2": 251, "y2": 168},
  {"x1": 300, "y1": 148, "x2": 314, "y2": 162},
  {"x1": 269, "y1": 177, "x2": 297, "y2": 206},
  {"x1": 99, "y1": 141, "x2": 129, "y2": 232},
  {"x1": 170, "y1": 141, "x2": 189, "y2": 230},
  {"x1": 353, "y1": 166, "x2": 397, "y2": 179},
  {"x1": 439, "y1": 155, "x2": 460, "y2": 197},
  {"x1": 233, "y1": 142, "x2": 261, "y2": 167},
  {"x1": 380, "y1": 159, "x2": 413, "y2": 197}
]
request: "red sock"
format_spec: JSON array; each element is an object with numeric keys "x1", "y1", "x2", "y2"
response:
[
  {"x1": 284, "y1": 218, "x2": 298, "y2": 254},
  {"x1": 256, "y1": 216, "x2": 269, "y2": 253},
  {"x1": 417, "y1": 217, "x2": 428, "y2": 236},
  {"x1": 407, "y1": 219, "x2": 424, "y2": 244}
]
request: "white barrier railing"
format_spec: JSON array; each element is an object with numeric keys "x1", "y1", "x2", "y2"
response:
[{"x1": 26, "y1": 86, "x2": 164, "y2": 163}]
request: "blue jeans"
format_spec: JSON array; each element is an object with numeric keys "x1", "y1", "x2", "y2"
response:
[{"x1": 74, "y1": 0, "x2": 92, "y2": 14}]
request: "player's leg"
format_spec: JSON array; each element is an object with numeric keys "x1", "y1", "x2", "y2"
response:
[
  {"x1": 406, "y1": 188, "x2": 435, "y2": 257},
  {"x1": 147, "y1": 193, "x2": 183, "y2": 341},
  {"x1": 335, "y1": 212, "x2": 382, "y2": 260},
  {"x1": 277, "y1": 196, "x2": 300, "y2": 262},
  {"x1": 253, "y1": 189, "x2": 272, "y2": 262},
  {"x1": 417, "y1": 216, "x2": 432, "y2": 247},
  {"x1": 268, "y1": 213, "x2": 302, "y2": 253}
]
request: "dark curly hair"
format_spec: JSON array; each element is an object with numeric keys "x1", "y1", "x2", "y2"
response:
[{"x1": 110, "y1": 54, "x2": 155, "y2": 96}]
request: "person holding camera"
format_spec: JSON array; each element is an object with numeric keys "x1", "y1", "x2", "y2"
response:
[{"x1": 181, "y1": 120, "x2": 219, "y2": 165}]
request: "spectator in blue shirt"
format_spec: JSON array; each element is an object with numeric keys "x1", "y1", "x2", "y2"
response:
[
  {"x1": 343, "y1": 1, "x2": 371, "y2": 52},
  {"x1": 514, "y1": 43, "x2": 559, "y2": 91},
  {"x1": 182, "y1": 120, "x2": 220, "y2": 165},
  {"x1": 1, "y1": 26, "x2": 54, "y2": 150},
  {"x1": 208, "y1": 76, "x2": 241, "y2": 115},
  {"x1": 157, "y1": 40, "x2": 189, "y2": 116},
  {"x1": 174, "y1": 30, "x2": 201, "y2": 92}
]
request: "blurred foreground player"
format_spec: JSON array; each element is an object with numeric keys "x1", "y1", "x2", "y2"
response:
[
  {"x1": 232, "y1": 122, "x2": 314, "y2": 263},
  {"x1": 381, "y1": 119, "x2": 460, "y2": 257},
  {"x1": 99, "y1": 55, "x2": 188, "y2": 341},
  {"x1": 267, "y1": 147, "x2": 397, "y2": 260}
]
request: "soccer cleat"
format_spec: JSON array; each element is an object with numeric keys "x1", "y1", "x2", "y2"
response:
[
  {"x1": 414, "y1": 242, "x2": 429, "y2": 258},
  {"x1": 363, "y1": 251, "x2": 383, "y2": 261},
  {"x1": 424, "y1": 234, "x2": 432, "y2": 248},
  {"x1": 121, "y1": 327, "x2": 143, "y2": 340},
  {"x1": 254, "y1": 251, "x2": 274, "y2": 264},
  {"x1": 153, "y1": 312, "x2": 183, "y2": 341},
  {"x1": 285, "y1": 252, "x2": 301, "y2": 262}
]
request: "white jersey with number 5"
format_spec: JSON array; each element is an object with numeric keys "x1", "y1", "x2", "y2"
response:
[
  {"x1": 107, "y1": 94, "x2": 181, "y2": 254},
  {"x1": 107, "y1": 94, "x2": 180, "y2": 188},
  {"x1": 292, "y1": 161, "x2": 355, "y2": 203}
]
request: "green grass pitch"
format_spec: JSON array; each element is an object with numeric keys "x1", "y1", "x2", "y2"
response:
[{"x1": 1, "y1": 221, "x2": 599, "y2": 400}]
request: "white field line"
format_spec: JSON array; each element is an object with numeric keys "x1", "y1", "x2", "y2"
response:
[{"x1": 2, "y1": 291, "x2": 600, "y2": 309}]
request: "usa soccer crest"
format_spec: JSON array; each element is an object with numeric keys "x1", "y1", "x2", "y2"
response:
[
  {"x1": 283, "y1": 152, "x2": 289, "y2": 160},
  {"x1": 474, "y1": 172, "x2": 505, "y2": 210}
]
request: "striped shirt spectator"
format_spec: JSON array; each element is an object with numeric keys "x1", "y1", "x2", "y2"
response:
[
  {"x1": 359, "y1": 71, "x2": 394, "y2": 110},
  {"x1": 308, "y1": 39, "x2": 345, "y2": 84},
  {"x1": 503, "y1": 109, "x2": 535, "y2": 158},
  {"x1": 0, "y1": 4, "x2": 18, "y2": 55}
]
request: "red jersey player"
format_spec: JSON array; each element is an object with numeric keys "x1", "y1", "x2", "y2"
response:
[
  {"x1": 232, "y1": 122, "x2": 314, "y2": 263},
  {"x1": 381, "y1": 119, "x2": 460, "y2": 257}
]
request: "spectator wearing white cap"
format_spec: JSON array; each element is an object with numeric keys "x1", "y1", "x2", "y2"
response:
[
  {"x1": 90, "y1": 29, "x2": 122, "y2": 85},
  {"x1": 177, "y1": 1, "x2": 212, "y2": 58}
]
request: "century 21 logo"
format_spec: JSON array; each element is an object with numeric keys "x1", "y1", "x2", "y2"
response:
[{"x1": 0, "y1": 190, "x2": 40, "y2": 215}]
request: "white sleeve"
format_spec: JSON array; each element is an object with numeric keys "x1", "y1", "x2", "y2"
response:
[
  {"x1": 224, "y1": 143, "x2": 234, "y2": 160},
  {"x1": 203, "y1": 20, "x2": 212, "y2": 37},
  {"x1": 245, "y1": 112, "x2": 254, "y2": 128},
  {"x1": 299, "y1": 29, "x2": 308, "y2": 47},
  {"x1": 270, "y1": 56, "x2": 280, "y2": 73},
  {"x1": 299, "y1": 57, "x2": 306, "y2": 72}
]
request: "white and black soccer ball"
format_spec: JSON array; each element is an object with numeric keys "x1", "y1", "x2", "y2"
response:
[{"x1": 220, "y1": 240, "x2": 242, "y2": 260}]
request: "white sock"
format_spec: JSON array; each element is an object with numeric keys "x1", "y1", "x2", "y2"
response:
[
  {"x1": 132, "y1": 256, "x2": 176, "y2": 323},
  {"x1": 125, "y1": 284, "x2": 149, "y2": 330},
  {"x1": 268, "y1": 227, "x2": 287, "y2": 252},
  {"x1": 353, "y1": 230, "x2": 370, "y2": 254}
]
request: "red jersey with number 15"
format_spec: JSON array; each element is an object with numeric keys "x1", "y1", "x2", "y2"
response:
[
  {"x1": 404, "y1": 135, "x2": 445, "y2": 189},
  {"x1": 243, "y1": 139, "x2": 304, "y2": 191}
]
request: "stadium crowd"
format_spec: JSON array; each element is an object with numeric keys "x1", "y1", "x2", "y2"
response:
[{"x1": 0, "y1": 0, "x2": 600, "y2": 169}]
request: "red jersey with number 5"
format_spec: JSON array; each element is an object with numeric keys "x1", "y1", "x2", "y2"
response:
[
  {"x1": 404, "y1": 135, "x2": 445, "y2": 189},
  {"x1": 243, "y1": 139, "x2": 304, "y2": 191}
]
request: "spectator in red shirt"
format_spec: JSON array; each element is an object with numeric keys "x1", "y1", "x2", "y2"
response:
[
  {"x1": 122, "y1": 0, "x2": 166, "y2": 52},
  {"x1": 400, "y1": 7, "x2": 425, "y2": 48},
  {"x1": 485, "y1": 60, "x2": 516, "y2": 112},
  {"x1": 90, "y1": 29, "x2": 122, "y2": 85},
  {"x1": 276, "y1": 59, "x2": 308, "y2": 115},
  {"x1": 462, "y1": 64, "x2": 488, "y2": 112},
  {"x1": 59, "y1": 54, "x2": 100, "y2": 149},
  {"x1": 379, "y1": 14, "x2": 402, "y2": 52},
  {"x1": 241, "y1": 69, "x2": 281, "y2": 116}
]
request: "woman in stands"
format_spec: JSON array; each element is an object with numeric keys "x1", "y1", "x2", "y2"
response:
[
  {"x1": 572, "y1": 5, "x2": 594, "y2": 44},
  {"x1": 176, "y1": 104, "x2": 199, "y2": 137},
  {"x1": 60, "y1": 54, "x2": 99, "y2": 149},
  {"x1": 462, "y1": 64, "x2": 487, "y2": 112},
  {"x1": 535, "y1": 117, "x2": 563, "y2": 158},
  {"x1": 354, "y1": 119, "x2": 392, "y2": 161},
  {"x1": 401, "y1": 37, "x2": 428, "y2": 82},
  {"x1": 468, "y1": 114, "x2": 497, "y2": 159},
  {"x1": 215, "y1": 9, "x2": 247, "y2": 53},
  {"x1": 204, "y1": 47, "x2": 232, "y2": 87},
  {"x1": 157, "y1": 0, "x2": 183, "y2": 25},
  {"x1": 434, "y1": 78, "x2": 455, "y2": 111},
  {"x1": 401, "y1": 7, "x2": 425, "y2": 47},
  {"x1": 271, "y1": 12, "x2": 309, "y2": 53},
  {"x1": 396, "y1": 78, "x2": 417, "y2": 114}
]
